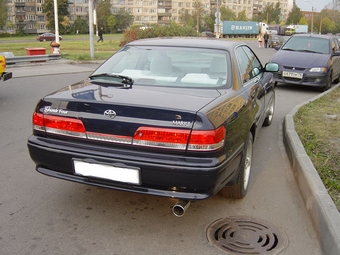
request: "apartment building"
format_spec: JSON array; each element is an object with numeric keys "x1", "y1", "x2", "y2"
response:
[{"x1": 2, "y1": 0, "x2": 294, "y2": 34}]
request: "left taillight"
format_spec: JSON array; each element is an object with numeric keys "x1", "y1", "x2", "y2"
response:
[{"x1": 33, "y1": 112, "x2": 86, "y2": 138}]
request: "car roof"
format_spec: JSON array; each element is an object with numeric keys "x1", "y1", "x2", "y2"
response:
[
  {"x1": 126, "y1": 37, "x2": 245, "y2": 51},
  {"x1": 291, "y1": 34, "x2": 333, "y2": 40}
]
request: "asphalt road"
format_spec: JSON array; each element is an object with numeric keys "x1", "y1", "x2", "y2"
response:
[{"x1": 0, "y1": 43, "x2": 324, "y2": 255}]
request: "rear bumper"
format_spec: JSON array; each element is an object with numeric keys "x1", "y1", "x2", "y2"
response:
[{"x1": 27, "y1": 136, "x2": 241, "y2": 200}]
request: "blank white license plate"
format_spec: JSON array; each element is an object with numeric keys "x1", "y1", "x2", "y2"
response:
[
  {"x1": 282, "y1": 71, "x2": 303, "y2": 79},
  {"x1": 73, "y1": 160, "x2": 140, "y2": 184}
]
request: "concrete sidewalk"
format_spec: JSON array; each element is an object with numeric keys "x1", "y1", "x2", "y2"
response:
[{"x1": 283, "y1": 84, "x2": 340, "y2": 255}]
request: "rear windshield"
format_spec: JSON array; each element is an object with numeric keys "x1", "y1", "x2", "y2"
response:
[
  {"x1": 282, "y1": 36, "x2": 330, "y2": 54},
  {"x1": 92, "y1": 46, "x2": 231, "y2": 88}
]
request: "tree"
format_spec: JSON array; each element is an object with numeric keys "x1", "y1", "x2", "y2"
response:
[
  {"x1": 237, "y1": 10, "x2": 248, "y2": 21},
  {"x1": 220, "y1": 6, "x2": 236, "y2": 21},
  {"x1": 74, "y1": 16, "x2": 89, "y2": 34},
  {"x1": 286, "y1": 4, "x2": 303, "y2": 25},
  {"x1": 202, "y1": 14, "x2": 214, "y2": 31},
  {"x1": 95, "y1": 0, "x2": 112, "y2": 29},
  {"x1": 0, "y1": 0, "x2": 7, "y2": 28},
  {"x1": 115, "y1": 9, "x2": 134, "y2": 32},
  {"x1": 42, "y1": 0, "x2": 69, "y2": 32},
  {"x1": 60, "y1": 16, "x2": 70, "y2": 34},
  {"x1": 179, "y1": 9, "x2": 194, "y2": 27},
  {"x1": 259, "y1": 3, "x2": 281, "y2": 24},
  {"x1": 107, "y1": 15, "x2": 117, "y2": 33},
  {"x1": 193, "y1": 0, "x2": 204, "y2": 32}
]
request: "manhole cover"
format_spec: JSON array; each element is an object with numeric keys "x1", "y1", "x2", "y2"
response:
[{"x1": 206, "y1": 216, "x2": 288, "y2": 255}]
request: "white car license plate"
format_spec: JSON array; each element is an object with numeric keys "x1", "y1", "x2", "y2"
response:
[
  {"x1": 282, "y1": 71, "x2": 303, "y2": 79},
  {"x1": 73, "y1": 160, "x2": 140, "y2": 184}
]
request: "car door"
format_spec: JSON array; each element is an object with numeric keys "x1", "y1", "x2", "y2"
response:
[
  {"x1": 235, "y1": 46, "x2": 266, "y2": 131},
  {"x1": 331, "y1": 37, "x2": 340, "y2": 80}
]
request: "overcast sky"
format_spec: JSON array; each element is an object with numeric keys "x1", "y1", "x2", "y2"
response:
[{"x1": 295, "y1": 0, "x2": 332, "y2": 12}]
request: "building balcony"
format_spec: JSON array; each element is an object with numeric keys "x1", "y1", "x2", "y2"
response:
[
  {"x1": 15, "y1": 2, "x2": 25, "y2": 7},
  {"x1": 157, "y1": 12, "x2": 172, "y2": 17}
]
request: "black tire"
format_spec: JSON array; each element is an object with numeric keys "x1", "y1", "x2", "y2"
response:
[
  {"x1": 263, "y1": 93, "x2": 275, "y2": 126},
  {"x1": 221, "y1": 132, "x2": 253, "y2": 199},
  {"x1": 320, "y1": 74, "x2": 332, "y2": 92}
]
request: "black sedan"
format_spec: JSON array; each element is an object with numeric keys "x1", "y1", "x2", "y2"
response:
[
  {"x1": 36, "y1": 33, "x2": 62, "y2": 42},
  {"x1": 27, "y1": 38, "x2": 278, "y2": 216},
  {"x1": 271, "y1": 34, "x2": 340, "y2": 91}
]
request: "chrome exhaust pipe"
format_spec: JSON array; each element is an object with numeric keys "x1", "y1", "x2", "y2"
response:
[{"x1": 172, "y1": 200, "x2": 191, "y2": 217}]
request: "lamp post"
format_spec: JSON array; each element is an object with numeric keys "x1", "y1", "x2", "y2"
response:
[{"x1": 304, "y1": 0, "x2": 314, "y2": 33}]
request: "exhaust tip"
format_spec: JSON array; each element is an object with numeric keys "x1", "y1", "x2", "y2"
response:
[{"x1": 172, "y1": 200, "x2": 191, "y2": 217}]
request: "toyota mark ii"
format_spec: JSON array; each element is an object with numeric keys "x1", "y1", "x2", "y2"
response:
[{"x1": 27, "y1": 38, "x2": 278, "y2": 216}]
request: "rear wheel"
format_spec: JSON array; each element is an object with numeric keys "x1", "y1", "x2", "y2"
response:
[{"x1": 221, "y1": 132, "x2": 253, "y2": 199}]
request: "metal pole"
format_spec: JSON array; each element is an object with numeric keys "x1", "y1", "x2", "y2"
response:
[
  {"x1": 53, "y1": 0, "x2": 59, "y2": 44},
  {"x1": 89, "y1": 0, "x2": 95, "y2": 58}
]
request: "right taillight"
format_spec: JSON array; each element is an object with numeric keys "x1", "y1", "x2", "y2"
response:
[{"x1": 133, "y1": 126, "x2": 225, "y2": 151}]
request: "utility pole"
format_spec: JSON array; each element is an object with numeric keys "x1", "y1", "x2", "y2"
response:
[
  {"x1": 89, "y1": 0, "x2": 94, "y2": 58},
  {"x1": 53, "y1": 0, "x2": 59, "y2": 44}
]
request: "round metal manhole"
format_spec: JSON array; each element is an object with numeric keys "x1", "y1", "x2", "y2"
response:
[{"x1": 206, "y1": 216, "x2": 288, "y2": 255}]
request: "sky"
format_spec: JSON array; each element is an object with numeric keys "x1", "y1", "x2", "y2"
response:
[{"x1": 295, "y1": 0, "x2": 332, "y2": 12}]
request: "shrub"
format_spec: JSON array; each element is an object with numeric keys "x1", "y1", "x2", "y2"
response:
[{"x1": 120, "y1": 23, "x2": 198, "y2": 46}]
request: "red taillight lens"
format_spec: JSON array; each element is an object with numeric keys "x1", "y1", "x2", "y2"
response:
[
  {"x1": 43, "y1": 115, "x2": 85, "y2": 132},
  {"x1": 188, "y1": 126, "x2": 225, "y2": 151},
  {"x1": 133, "y1": 126, "x2": 225, "y2": 151},
  {"x1": 33, "y1": 113, "x2": 86, "y2": 138},
  {"x1": 133, "y1": 127, "x2": 190, "y2": 150}
]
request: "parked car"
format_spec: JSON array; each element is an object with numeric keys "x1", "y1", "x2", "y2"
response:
[
  {"x1": 36, "y1": 33, "x2": 62, "y2": 42},
  {"x1": 201, "y1": 31, "x2": 214, "y2": 37},
  {"x1": 0, "y1": 55, "x2": 12, "y2": 82},
  {"x1": 271, "y1": 34, "x2": 340, "y2": 91},
  {"x1": 27, "y1": 38, "x2": 278, "y2": 216},
  {"x1": 268, "y1": 35, "x2": 284, "y2": 48}
]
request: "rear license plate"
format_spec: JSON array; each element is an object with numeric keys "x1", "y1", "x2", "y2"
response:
[
  {"x1": 73, "y1": 160, "x2": 140, "y2": 184},
  {"x1": 282, "y1": 71, "x2": 303, "y2": 79}
]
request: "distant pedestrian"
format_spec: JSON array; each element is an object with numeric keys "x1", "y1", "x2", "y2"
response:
[
  {"x1": 258, "y1": 33, "x2": 263, "y2": 48},
  {"x1": 264, "y1": 32, "x2": 269, "y2": 48},
  {"x1": 97, "y1": 27, "x2": 104, "y2": 42}
]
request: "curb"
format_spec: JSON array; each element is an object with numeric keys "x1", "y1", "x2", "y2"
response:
[{"x1": 283, "y1": 84, "x2": 340, "y2": 255}]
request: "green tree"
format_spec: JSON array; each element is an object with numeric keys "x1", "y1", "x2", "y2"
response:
[
  {"x1": 74, "y1": 16, "x2": 89, "y2": 34},
  {"x1": 193, "y1": 0, "x2": 204, "y2": 32},
  {"x1": 115, "y1": 9, "x2": 134, "y2": 31},
  {"x1": 0, "y1": 0, "x2": 7, "y2": 28},
  {"x1": 220, "y1": 6, "x2": 236, "y2": 21},
  {"x1": 237, "y1": 10, "x2": 248, "y2": 21},
  {"x1": 95, "y1": 0, "x2": 112, "y2": 29},
  {"x1": 42, "y1": 0, "x2": 69, "y2": 32},
  {"x1": 286, "y1": 4, "x2": 303, "y2": 25},
  {"x1": 202, "y1": 14, "x2": 214, "y2": 31},
  {"x1": 60, "y1": 16, "x2": 70, "y2": 34},
  {"x1": 259, "y1": 3, "x2": 281, "y2": 24},
  {"x1": 107, "y1": 15, "x2": 117, "y2": 33},
  {"x1": 179, "y1": 9, "x2": 195, "y2": 27}
]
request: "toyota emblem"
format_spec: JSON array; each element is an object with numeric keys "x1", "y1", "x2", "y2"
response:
[{"x1": 104, "y1": 110, "x2": 116, "y2": 119}]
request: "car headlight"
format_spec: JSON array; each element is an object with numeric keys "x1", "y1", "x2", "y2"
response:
[{"x1": 309, "y1": 67, "x2": 327, "y2": 73}]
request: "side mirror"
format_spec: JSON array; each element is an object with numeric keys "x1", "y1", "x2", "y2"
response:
[
  {"x1": 333, "y1": 51, "x2": 340, "y2": 57},
  {"x1": 264, "y1": 63, "x2": 279, "y2": 72}
]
